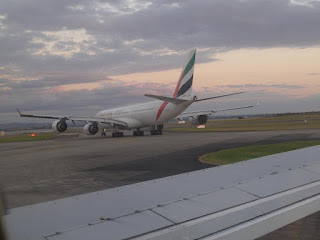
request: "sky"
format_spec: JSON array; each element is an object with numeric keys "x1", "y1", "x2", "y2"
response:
[{"x1": 0, "y1": 0, "x2": 319, "y2": 123}]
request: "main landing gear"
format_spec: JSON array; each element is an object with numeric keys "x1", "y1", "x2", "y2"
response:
[
  {"x1": 112, "y1": 125, "x2": 124, "y2": 138},
  {"x1": 112, "y1": 132, "x2": 124, "y2": 138},
  {"x1": 151, "y1": 125, "x2": 163, "y2": 135},
  {"x1": 151, "y1": 130, "x2": 162, "y2": 135},
  {"x1": 133, "y1": 129, "x2": 144, "y2": 136}
]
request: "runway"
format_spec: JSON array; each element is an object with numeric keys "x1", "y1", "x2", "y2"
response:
[{"x1": 1, "y1": 129, "x2": 320, "y2": 209}]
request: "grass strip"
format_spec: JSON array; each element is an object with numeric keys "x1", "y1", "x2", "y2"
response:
[
  {"x1": 0, "y1": 133, "x2": 56, "y2": 143},
  {"x1": 199, "y1": 140, "x2": 320, "y2": 166}
]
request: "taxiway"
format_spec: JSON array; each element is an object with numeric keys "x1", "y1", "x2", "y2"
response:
[{"x1": 1, "y1": 129, "x2": 320, "y2": 208}]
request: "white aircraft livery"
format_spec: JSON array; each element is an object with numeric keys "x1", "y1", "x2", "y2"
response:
[{"x1": 17, "y1": 49, "x2": 256, "y2": 137}]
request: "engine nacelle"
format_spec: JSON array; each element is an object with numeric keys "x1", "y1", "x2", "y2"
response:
[
  {"x1": 52, "y1": 120, "x2": 68, "y2": 133},
  {"x1": 83, "y1": 123, "x2": 99, "y2": 135},
  {"x1": 189, "y1": 115, "x2": 208, "y2": 125}
]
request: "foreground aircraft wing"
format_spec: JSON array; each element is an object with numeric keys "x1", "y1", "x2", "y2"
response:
[
  {"x1": 3, "y1": 146, "x2": 320, "y2": 240},
  {"x1": 176, "y1": 102, "x2": 260, "y2": 119},
  {"x1": 16, "y1": 109, "x2": 128, "y2": 126}
]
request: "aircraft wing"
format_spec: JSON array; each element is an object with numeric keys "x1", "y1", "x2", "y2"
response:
[
  {"x1": 176, "y1": 102, "x2": 259, "y2": 119},
  {"x1": 3, "y1": 146, "x2": 320, "y2": 240},
  {"x1": 16, "y1": 109, "x2": 128, "y2": 126}
]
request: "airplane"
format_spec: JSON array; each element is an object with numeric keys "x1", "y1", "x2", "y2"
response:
[{"x1": 17, "y1": 49, "x2": 256, "y2": 138}]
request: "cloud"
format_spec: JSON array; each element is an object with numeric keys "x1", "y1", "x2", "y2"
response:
[
  {"x1": 0, "y1": 78, "x2": 10, "y2": 84},
  {"x1": 1, "y1": 0, "x2": 320, "y2": 74},
  {"x1": 308, "y1": 72, "x2": 320, "y2": 76},
  {"x1": 31, "y1": 28, "x2": 96, "y2": 58},
  {"x1": 220, "y1": 84, "x2": 305, "y2": 89},
  {"x1": 0, "y1": 80, "x2": 173, "y2": 113},
  {"x1": 0, "y1": 0, "x2": 320, "y2": 122}
]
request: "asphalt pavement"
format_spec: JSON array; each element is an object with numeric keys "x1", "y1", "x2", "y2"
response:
[{"x1": 1, "y1": 129, "x2": 320, "y2": 208}]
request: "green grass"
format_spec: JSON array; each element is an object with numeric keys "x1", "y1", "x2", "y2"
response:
[
  {"x1": 0, "y1": 133, "x2": 56, "y2": 143},
  {"x1": 169, "y1": 112, "x2": 320, "y2": 132},
  {"x1": 170, "y1": 122, "x2": 320, "y2": 132},
  {"x1": 200, "y1": 140, "x2": 320, "y2": 166}
]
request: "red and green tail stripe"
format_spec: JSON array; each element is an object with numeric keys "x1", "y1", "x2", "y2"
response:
[{"x1": 172, "y1": 52, "x2": 195, "y2": 98}]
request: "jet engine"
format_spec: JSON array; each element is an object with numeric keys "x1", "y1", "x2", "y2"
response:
[
  {"x1": 52, "y1": 120, "x2": 68, "y2": 133},
  {"x1": 189, "y1": 115, "x2": 208, "y2": 125},
  {"x1": 83, "y1": 123, "x2": 99, "y2": 135}
]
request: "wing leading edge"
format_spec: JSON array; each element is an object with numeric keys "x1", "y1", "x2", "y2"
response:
[
  {"x1": 16, "y1": 109, "x2": 128, "y2": 126},
  {"x1": 176, "y1": 102, "x2": 260, "y2": 119}
]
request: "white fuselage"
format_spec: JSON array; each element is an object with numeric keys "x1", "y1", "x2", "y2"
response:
[{"x1": 96, "y1": 99, "x2": 193, "y2": 129}]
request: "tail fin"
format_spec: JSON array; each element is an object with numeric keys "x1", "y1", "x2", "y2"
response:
[{"x1": 173, "y1": 49, "x2": 196, "y2": 100}]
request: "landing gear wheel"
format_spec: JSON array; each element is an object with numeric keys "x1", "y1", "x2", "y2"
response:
[
  {"x1": 112, "y1": 132, "x2": 124, "y2": 138},
  {"x1": 133, "y1": 130, "x2": 144, "y2": 136},
  {"x1": 151, "y1": 129, "x2": 162, "y2": 135},
  {"x1": 151, "y1": 125, "x2": 163, "y2": 135}
]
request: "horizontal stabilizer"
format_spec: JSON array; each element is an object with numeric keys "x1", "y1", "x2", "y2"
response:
[
  {"x1": 195, "y1": 91, "x2": 245, "y2": 102},
  {"x1": 144, "y1": 94, "x2": 188, "y2": 104}
]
